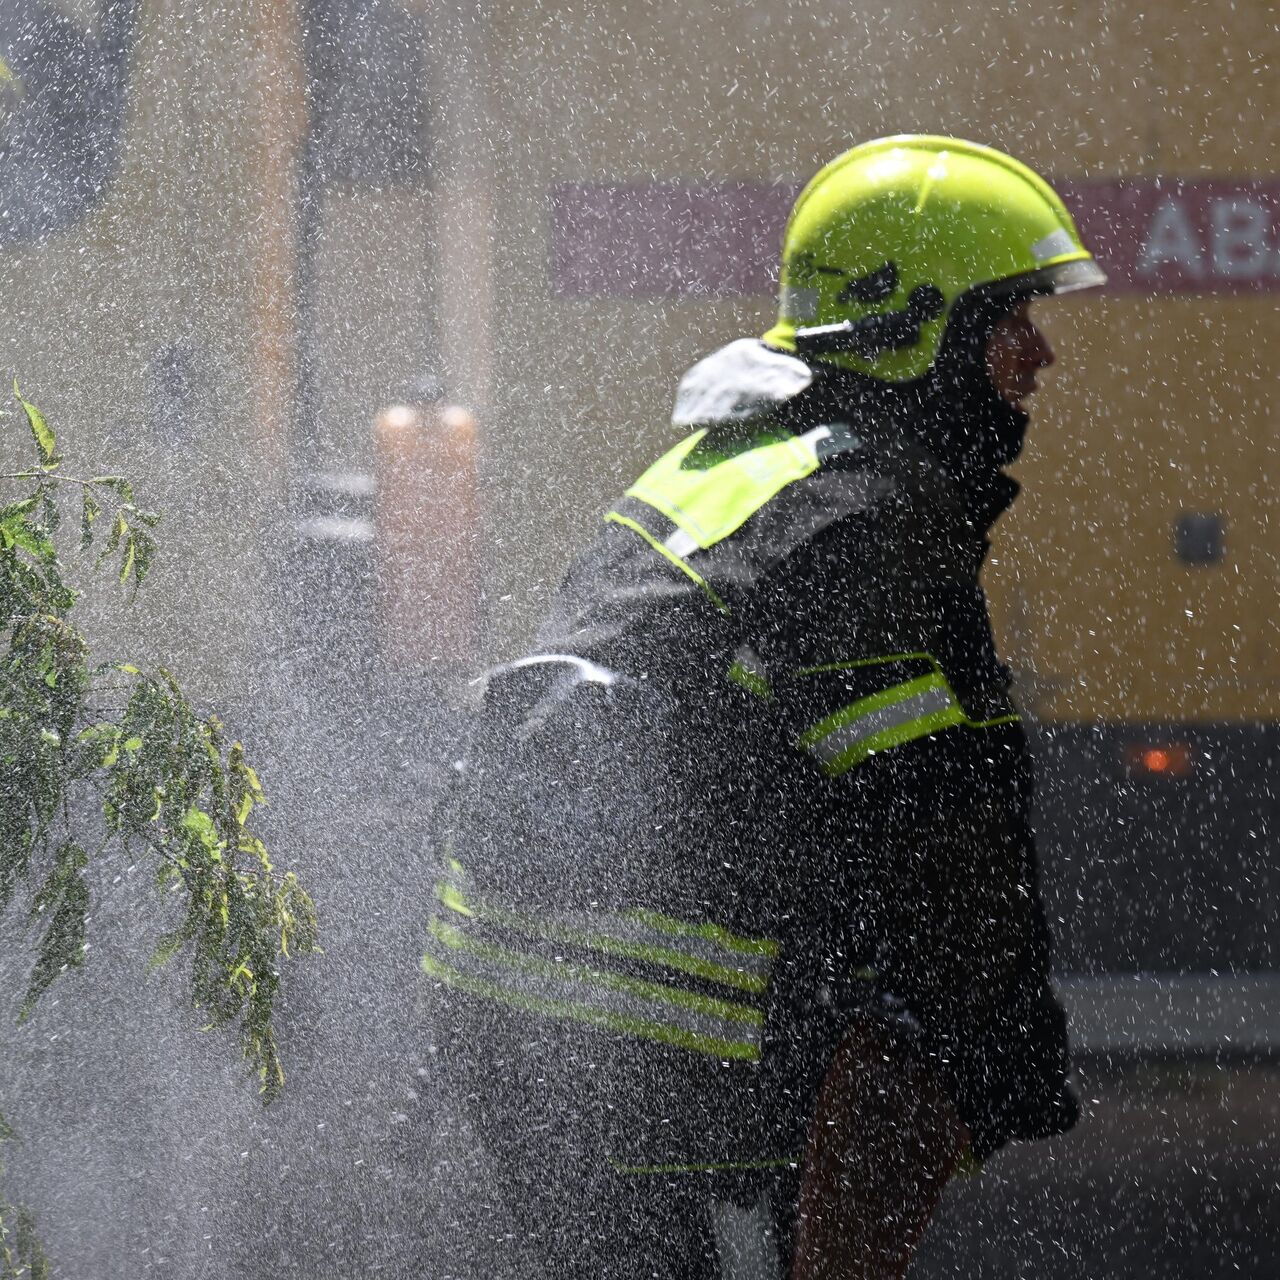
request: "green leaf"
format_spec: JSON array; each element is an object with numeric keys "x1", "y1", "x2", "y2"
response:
[
  {"x1": 0, "y1": 417, "x2": 317, "y2": 1111},
  {"x1": 147, "y1": 930, "x2": 186, "y2": 971},
  {"x1": 80, "y1": 490, "x2": 100, "y2": 550},
  {"x1": 94, "y1": 511, "x2": 127, "y2": 571},
  {"x1": 13, "y1": 382, "x2": 56, "y2": 464},
  {"x1": 0, "y1": 497, "x2": 38, "y2": 522},
  {"x1": 20, "y1": 842, "x2": 90, "y2": 1021},
  {"x1": 14, "y1": 1203, "x2": 52, "y2": 1279},
  {"x1": 131, "y1": 529, "x2": 156, "y2": 587},
  {"x1": 181, "y1": 806, "x2": 221, "y2": 851},
  {"x1": 89, "y1": 475, "x2": 134, "y2": 504},
  {"x1": 40, "y1": 489, "x2": 60, "y2": 535},
  {"x1": 6, "y1": 519, "x2": 54, "y2": 561}
]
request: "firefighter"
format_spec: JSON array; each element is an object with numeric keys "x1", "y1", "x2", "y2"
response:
[{"x1": 424, "y1": 135, "x2": 1106, "y2": 1279}]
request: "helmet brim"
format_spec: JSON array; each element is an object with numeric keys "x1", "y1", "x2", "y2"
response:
[{"x1": 984, "y1": 257, "x2": 1108, "y2": 302}]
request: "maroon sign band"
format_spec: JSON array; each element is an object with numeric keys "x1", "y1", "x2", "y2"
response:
[{"x1": 551, "y1": 178, "x2": 1280, "y2": 298}]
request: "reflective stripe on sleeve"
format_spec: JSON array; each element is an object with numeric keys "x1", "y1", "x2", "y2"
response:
[
  {"x1": 797, "y1": 673, "x2": 963, "y2": 777},
  {"x1": 727, "y1": 645, "x2": 773, "y2": 701},
  {"x1": 792, "y1": 655, "x2": 1020, "y2": 777}
]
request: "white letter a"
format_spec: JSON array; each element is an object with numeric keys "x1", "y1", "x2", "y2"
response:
[{"x1": 1138, "y1": 198, "x2": 1205, "y2": 279}]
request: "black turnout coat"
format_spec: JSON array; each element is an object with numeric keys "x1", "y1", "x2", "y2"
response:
[{"x1": 428, "y1": 338, "x2": 1076, "y2": 1178}]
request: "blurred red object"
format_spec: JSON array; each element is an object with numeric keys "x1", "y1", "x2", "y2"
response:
[
  {"x1": 375, "y1": 398, "x2": 480, "y2": 673},
  {"x1": 1124, "y1": 741, "x2": 1194, "y2": 778}
]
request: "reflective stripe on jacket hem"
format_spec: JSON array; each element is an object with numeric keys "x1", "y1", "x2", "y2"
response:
[
  {"x1": 424, "y1": 864, "x2": 775, "y2": 1060},
  {"x1": 434, "y1": 878, "x2": 775, "y2": 993},
  {"x1": 422, "y1": 932, "x2": 764, "y2": 1061}
]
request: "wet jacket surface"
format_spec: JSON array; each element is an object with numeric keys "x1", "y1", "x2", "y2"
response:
[{"x1": 429, "y1": 338, "x2": 1076, "y2": 1167}]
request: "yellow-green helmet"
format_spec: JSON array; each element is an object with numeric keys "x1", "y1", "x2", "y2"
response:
[{"x1": 762, "y1": 135, "x2": 1105, "y2": 382}]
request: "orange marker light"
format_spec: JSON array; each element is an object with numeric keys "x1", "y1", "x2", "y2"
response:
[{"x1": 1124, "y1": 742, "x2": 1194, "y2": 778}]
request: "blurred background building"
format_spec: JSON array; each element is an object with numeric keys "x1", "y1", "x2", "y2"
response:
[{"x1": 0, "y1": 1, "x2": 1278, "y2": 1275}]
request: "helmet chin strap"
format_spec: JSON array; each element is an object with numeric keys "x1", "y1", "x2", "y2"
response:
[
  {"x1": 797, "y1": 288, "x2": 1031, "y2": 479},
  {"x1": 918, "y1": 286, "x2": 1034, "y2": 473},
  {"x1": 915, "y1": 367, "x2": 1030, "y2": 474}
]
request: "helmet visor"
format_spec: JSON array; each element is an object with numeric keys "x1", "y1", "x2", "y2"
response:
[
  {"x1": 984, "y1": 257, "x2": 1108, "y2": 302},
  {"x1": 1040, "y1": 257, "x2": 1108, "y2": 294}
]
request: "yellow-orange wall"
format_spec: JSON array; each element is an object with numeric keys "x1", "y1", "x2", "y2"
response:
[{"x1": 476, "y1": 0, "x2": 1280, "y2": 723}]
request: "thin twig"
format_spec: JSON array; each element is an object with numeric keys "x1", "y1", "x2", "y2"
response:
[{"x1": 1, "y1": 471, "x2": 112, "y2": 490}]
